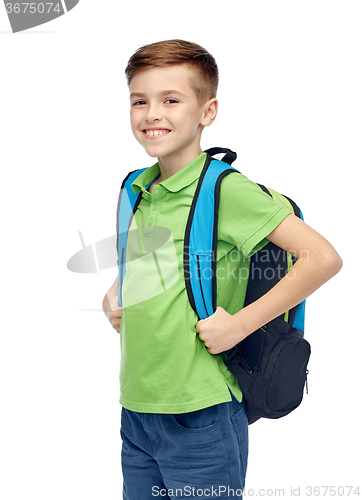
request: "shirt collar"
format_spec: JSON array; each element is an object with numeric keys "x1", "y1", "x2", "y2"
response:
[{"x1": 131, "y1": 153, "x2": 207, "y2": 194}]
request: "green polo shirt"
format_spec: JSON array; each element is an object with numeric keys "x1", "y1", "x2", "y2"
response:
[{"x1": 119, "y1": 153, "x2": 291, "y2": 413}]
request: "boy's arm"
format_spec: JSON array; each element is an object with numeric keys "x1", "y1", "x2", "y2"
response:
[
  {"x1": 196, "y1": 214, "x2": 343, "y2": 354},
  {"x1": 102, "y1": 275, "x2": 123, "y2": 332}
]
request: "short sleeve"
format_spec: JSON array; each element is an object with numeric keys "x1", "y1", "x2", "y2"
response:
[{"x1": 218, "y1": 171, "x2": 292, "y2": 258}]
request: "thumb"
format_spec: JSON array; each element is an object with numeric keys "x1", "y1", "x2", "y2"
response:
[
  {"x1": 195, "y1": 318, "x2": 206, "y2": 334},
  {"x1": 195, "y1": 318, "x2": 208, "y2": 333}
]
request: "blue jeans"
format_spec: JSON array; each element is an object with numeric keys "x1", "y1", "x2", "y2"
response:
[{"x1": 120, "y1": 395, "x2": 248, "y2": 499}]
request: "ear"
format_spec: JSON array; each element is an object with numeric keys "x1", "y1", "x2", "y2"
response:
[{"x1": 201, "y1": 98, "x2": 218, "y2": 127}]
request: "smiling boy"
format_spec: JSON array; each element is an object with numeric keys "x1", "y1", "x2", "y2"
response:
[{"x1": 102, "y1": 40, "x2": 342, "y2": 499}]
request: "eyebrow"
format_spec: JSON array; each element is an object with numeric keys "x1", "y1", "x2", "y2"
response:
[{"x1": 130, "y1": 90, "x2": 187, "y2": 98}]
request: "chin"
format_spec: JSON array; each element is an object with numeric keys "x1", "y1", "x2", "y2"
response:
[{"x1": 144, "y1": 146, "x2": 169, "y2": 159}]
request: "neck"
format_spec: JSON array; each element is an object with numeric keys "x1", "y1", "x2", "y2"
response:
[{"x1": 157, "y1": 146, "x2": 203, "y2": 182}]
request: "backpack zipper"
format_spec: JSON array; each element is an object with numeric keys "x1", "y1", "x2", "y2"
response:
[
  {"x1": 239, "y1": 353, "x2": 253, "y2": 374},
  {"x1": 238, "y1": 326, "x2": 265, "y2": 373}
]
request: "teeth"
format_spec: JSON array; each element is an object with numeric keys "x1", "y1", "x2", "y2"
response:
[{"x1": 145, "y1": 129, "x2": 168, "y2": 136}]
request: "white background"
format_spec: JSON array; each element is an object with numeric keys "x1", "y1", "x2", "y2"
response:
[{"x1": 1, "y1": 1, "x2": 361, "y2": 499}]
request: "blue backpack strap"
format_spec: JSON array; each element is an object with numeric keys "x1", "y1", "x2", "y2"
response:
[
  {"x1": 116, "y1": 167, "x2": 153, "y2": 307},
  {"x1": 291, "y1": 208, "x2": 305, "y2": 331},
  {"x1": 184, "y1": 154, "x2": 239, "y2": 320}
]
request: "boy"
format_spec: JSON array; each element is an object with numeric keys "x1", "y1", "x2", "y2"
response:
[{"x1": 102, "y1": 39, "x2": 342, "y2": 499}]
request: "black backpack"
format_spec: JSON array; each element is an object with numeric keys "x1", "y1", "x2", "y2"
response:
[{"x1": 206, "y1": 149, "x2": 311, "y2": 424}]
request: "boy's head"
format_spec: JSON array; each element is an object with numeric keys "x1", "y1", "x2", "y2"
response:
[
  {"x1": 125, "y1": 40, "x2": 219, "y2": 166},
  {"x1": 125, "y1": 39, "x2": 218, "y2": 106}
]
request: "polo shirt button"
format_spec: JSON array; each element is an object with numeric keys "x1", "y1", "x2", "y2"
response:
[{"x1": 152, "y1": 205, "x2": 158, "y2": 211}]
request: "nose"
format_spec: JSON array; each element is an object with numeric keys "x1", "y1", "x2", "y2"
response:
[{"x1": 145, "y1": 103, "x2": 162, "y2": 122}]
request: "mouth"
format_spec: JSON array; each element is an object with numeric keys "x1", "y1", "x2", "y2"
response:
[{"x1": 142, "y1": 129, "x2": 171, "y2": 138}]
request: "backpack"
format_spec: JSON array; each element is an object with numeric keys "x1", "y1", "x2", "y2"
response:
[{"x1": 116, "y1": 147, "x2": 311, "y2": 424}]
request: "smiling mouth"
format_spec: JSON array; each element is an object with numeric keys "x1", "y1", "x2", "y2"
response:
[{"x1": 143, "y1": 129, "x2": 171, "y2": 137}]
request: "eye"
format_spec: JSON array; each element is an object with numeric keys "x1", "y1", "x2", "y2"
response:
[
  {"x1": 164, "y1": 98, "x2": 179, "y2": 104},
  {"x1": 132, "y1": 100, "x2": 146, "y2": 106}
]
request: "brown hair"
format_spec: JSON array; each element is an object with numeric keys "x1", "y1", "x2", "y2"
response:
[{"x1": 125, "y1": 39, "x2": 219, "y2": 105}]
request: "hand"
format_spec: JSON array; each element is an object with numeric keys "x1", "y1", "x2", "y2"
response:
[
  {"x1": 195, "y1": 306, "x2": 244, "y2": 355},
  {"x1": 102, "y1": 290, "x2": 122, "y2": 333},
  {"x1": 107, "y1": 307, "x2": 123, "y2": 333}
]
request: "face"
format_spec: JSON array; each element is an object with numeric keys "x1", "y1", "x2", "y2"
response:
[{"x1": 129, "y1": 64, "x2": 217, "y2": 168}]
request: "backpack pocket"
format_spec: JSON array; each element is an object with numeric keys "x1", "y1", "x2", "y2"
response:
[
  {"x1": 224, "y1": 319, "x2": 311, "y2": 423},
  {"x1": 265, "y1": 336, "x2": 311, "y2": 413}
]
